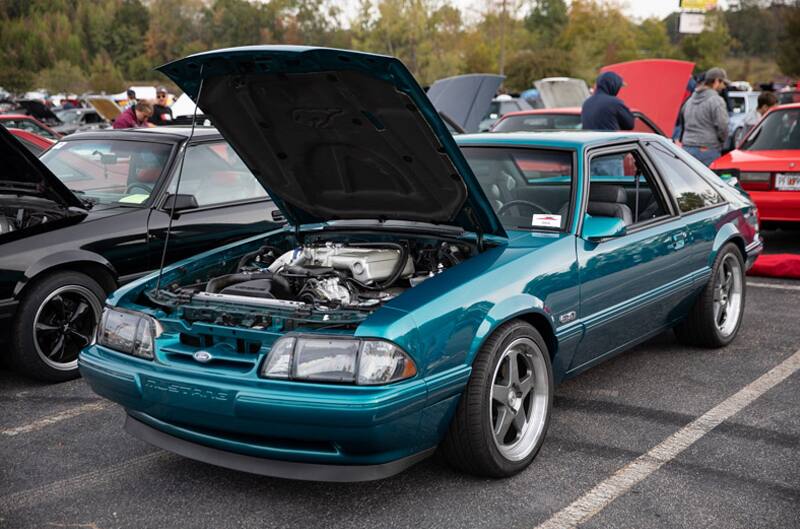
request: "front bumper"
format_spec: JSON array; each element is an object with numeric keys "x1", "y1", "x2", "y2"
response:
[
  {"x1": 79, "y1": 344, "x2": 469, "y2": 480},
  {"x1": 750, "y1": 190, "x2": 800, "y2": 223}
]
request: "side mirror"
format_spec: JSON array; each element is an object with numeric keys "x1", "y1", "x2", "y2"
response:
[
  {"x1": 582, "y1": 214, "x2": 626, "y2": 241},
  {"x1": 162, "y1": 193, "x2": 198, "y2": 215}
]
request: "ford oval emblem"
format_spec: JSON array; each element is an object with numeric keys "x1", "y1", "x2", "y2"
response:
[{"x1": 193, "y1": 350, "x2": 213, "y2": 363}]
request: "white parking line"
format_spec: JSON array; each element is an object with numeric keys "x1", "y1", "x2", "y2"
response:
[
  {"x1": 535, "y1": 348, "x2": 800, "y2": 529},
  {"x1": 748, "y1": 281, "x2": 800, "y2": 291},
  {"x1": 0, "y1": 451, "x2": 171, "y2": 512},
  {"x1": 0, "y1": 402, "x2": 111, "y2": 437}
]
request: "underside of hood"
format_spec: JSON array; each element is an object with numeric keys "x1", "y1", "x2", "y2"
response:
[
  {"x1": 157, "y1": 46, "x2": 505, "y2": 239},
  {"x1": 0, "y1": 125, "x2": 83, "y2": 208},
  {"x1": 601, "y1": 59, "x2": 695, "y2": 136}
]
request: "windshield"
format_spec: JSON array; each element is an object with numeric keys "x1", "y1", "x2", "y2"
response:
[
  {"x1": 1, "y1": 117, "x2": 59, "y2": 140},
  {"x1": 54, "y1": 109, "x2": 81, "y2": 124},
  {"x1": 40, "y1": 139, "x2": 173, "y2": 205},
  {"x1": 493, "y1": 113, "x2": 582, "y2": 132},
  {"x1": 739, "y1": 108, "x2": 800, "y2": 151},
  {"x1": 461, "y1": 146, "x2": 573, "y2": 231}
]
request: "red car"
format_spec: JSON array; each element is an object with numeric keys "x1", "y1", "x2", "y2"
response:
[
  {"x1": 0, "y1": 114, "x2": 62, "y2": 141},
  {"x1": 711, "y1": 103, "x2": 800, "y2": 226},
  {"x1": 490, "y1": 107, "x2": 667, "y2": 136},
  {"x1": 6, "y1": 127, "x2": 55, "y2": 155}
]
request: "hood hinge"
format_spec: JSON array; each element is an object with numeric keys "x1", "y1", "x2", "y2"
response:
[{"x1": 464, "y1": 207, "x2": 484, "y2": 251}]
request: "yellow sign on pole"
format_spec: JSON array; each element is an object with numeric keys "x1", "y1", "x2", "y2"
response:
[{"x1": 679, "y1": 0, "x2": 718, "y2": 10}]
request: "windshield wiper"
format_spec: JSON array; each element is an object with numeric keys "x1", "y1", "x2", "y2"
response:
[{"x1": 68, "y1": 189, "x2": 97, "y2": 209}]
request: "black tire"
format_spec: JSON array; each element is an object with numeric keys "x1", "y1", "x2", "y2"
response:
[
  {"x1": 10, "y1": 271, "x2": 106, "y2": 382},
  {"x1": 675, "y1": 243, "x2": 746, "y2": 348},
  {"x1": 441, "y1": 320, "x2": 553, "y2": 478}
]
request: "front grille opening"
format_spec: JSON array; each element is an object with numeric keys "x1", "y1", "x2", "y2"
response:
[
  {"x1": 180, "y1": 333, "x2": 214, "y2": 348},
  {"x1": 170, "y1": 419, "x2": 338, "y2": 454}
]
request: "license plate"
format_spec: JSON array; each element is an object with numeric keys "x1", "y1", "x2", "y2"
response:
[{"x1": 776, "y1": 173, "x2": 800, "y2": 190}]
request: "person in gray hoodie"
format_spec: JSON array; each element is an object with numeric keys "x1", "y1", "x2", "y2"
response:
[{"x1": 680, "y1": 67, "x2": 730, "y2": 166}]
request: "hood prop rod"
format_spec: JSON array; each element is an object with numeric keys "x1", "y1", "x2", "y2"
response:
[{"x1": 155, "y1": 66, "x2": 205, "y2": 294}]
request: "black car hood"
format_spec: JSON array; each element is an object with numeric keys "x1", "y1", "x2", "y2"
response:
[
  {"x1": 16, "y1": 100, "x2": 62, "y2": 125},
  {"x1": 0, "y1": 125, "x2": 84, "y2": 208},
  {"x1": 426, "y1": 74, "x2": 505, "y2": 133},
  {"x1": 157, "y1": 46, "x2": 505, "y2": 238}
]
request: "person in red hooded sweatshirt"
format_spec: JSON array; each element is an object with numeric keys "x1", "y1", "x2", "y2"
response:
[{"x1": 113, "y1": 100, "x2": 154, "y2": 129}]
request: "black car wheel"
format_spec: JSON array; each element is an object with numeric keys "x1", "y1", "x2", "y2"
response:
[
  {"x1": 11, "y1": 271, "x2": 106, "y2": 382},
  {"x1": 675, "y1": 243, "x2": 745, "y2": 348},
  {"x1": 441, "y1": 320, "x2": 553, "y2": 478}
]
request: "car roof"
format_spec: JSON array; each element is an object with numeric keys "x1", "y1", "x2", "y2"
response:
[
  {"x1": 63, "y1": 126, "x2": 222, "y2": 142},
  {"x1": 0, "y1": 113, "x2": 43, "y2": 120},
  {"x1": 500, "y1": 107, "x2": 582, "y2": 119},
  {"x1": 455, "y1": 130, "x2": 659, "y2": 149},
  {"x1": 771, "y1": 102, "x2": 800, "y2": 111}
]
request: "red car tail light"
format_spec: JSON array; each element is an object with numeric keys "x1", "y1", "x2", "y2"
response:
[{"x1": 738, "y1": 172, "x2": 772, "y2": 191}]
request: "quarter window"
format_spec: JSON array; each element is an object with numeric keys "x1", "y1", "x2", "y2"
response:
[{"x1": 646, "y1": 143, "x2": 723, "y2": 213}]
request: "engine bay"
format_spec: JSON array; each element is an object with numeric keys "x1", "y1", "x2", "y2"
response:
[
  {"x1": 0, "y1": 202, "x2": 75, "y2": 237},
  {"x1": 149, "y1": 234, "x2": 477, "y2": 330}
]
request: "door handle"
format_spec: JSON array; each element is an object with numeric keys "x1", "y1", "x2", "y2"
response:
[{"x1": 670, "y1": 232, "x2": 687, "y2": 250}]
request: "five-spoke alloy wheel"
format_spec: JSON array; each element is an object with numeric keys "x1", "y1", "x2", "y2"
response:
[
  {"x1": 676, "y1": 243, "x2": 746, "y2": 348},
  {"x1": 11, "y1": 271, "x2": 107, "y2": 382},
  {"x1": 442, "y1": 320, "x2": 553, "y2": 477}
]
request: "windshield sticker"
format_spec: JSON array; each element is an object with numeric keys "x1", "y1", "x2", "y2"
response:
[
  {"x1": 531, "y1": 214, "x2": 561, "y2": 228},
  {"x1": 119, "y1": 194, "x2": 149, "y2": 204}
]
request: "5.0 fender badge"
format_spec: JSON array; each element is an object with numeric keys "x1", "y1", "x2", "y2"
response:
[
  {"x1": 559, "y1": 311, "x2": 577, "y2": 324},
  {"x1": 193, "y1": 350, "x2": 213, "y2": 363}
]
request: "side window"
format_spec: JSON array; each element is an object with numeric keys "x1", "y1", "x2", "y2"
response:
[
  {"x1": 646, "y1": 143, "x2": 723, "y2": 213},
  {"x1": 588, "y1": 149, "x2": 669, "y2": 225},
  {"x1": 167, "y1": 141, "x2": 268, "y2": 207}
]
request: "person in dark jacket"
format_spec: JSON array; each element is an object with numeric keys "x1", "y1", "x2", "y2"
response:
[
  {"x1": 149, "y1": 87, "x2": 174, "y2": 126},
  {"x1": 581, "y1": 71, "x2": 635, "y2": 131}
]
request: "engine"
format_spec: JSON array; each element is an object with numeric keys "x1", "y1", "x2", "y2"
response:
[{"x1": 178, "y1": 239, "x2": 469, "y2": 316}]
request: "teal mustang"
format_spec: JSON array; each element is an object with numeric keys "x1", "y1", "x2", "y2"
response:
[{"x1": 79, "y1": 46, "x2": 762, "y2": 481}]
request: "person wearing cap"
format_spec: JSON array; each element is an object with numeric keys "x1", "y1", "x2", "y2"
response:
[
  {"x1": 581, "y1": 71, "x2": 635, "y2": 131},
  {"x1": 149, "y1": 87, "x2": 174, "y2": 126},
  {"x1": 113, "y1": 100, "x2": 154, "y2": 129},
  {"x1": 679, "y1": 67, "x2": 730, "y2": 166},
  {"x1": 124, "y1": 89, "x2": 137, "y2": 110}
]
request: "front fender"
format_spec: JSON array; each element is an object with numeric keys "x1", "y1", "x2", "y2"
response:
[
  {"x1": 467, "y1": 294, "x2": 553, "y2": 365},
  {"x1": 17, "y1": 250, "x2": 117, "y2": 297}
]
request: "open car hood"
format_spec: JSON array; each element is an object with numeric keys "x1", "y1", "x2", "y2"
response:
[
  {"x1": 534, "y1": 78, "x2": 590, "y2": 108},
  {"x1": 0, "y1": 125, "x2": 84, "y2": 208},
  {"x1": 85, "y1": 96, "x2": 123, "y2": 122},
  {"x1": 158, "y1": 46, "x2": 505, "y2": 238},
  {"x1": 16, "y1": 100, "x2": 62, "y2": 125},
  {"x1": 426, "y1": 74, "x2": 504, "y2": 133},
  {"x1": 601, "y1": 59, "x2": 695, "y2": 136}
]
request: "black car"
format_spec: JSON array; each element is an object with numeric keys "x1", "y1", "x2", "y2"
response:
[{"x1": 1, "y1": 125, "x2": 283, "y2": 381}]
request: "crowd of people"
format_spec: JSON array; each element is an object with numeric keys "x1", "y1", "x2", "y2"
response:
[
  {"x1": 113, "y1": 87, "x2": 173, "y2": 129},
  {"x1": 579, "y1": 66, "x2": 781, "y2": 167}
]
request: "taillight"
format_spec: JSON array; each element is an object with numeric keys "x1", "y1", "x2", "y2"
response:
[{"x1": 738, "y1": 172, "x2": 772, "y2": 191}]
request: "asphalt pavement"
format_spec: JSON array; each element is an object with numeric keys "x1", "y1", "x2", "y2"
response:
[{"x1": 1, "y1": 235, "x2": 798, "y2": 529}]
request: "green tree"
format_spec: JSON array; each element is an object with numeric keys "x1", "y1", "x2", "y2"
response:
[
  {"x1": 107, "y1": 0, "x2": 151, "y2": 79},
  {"x1": 88, "y1": 51, "x2": 125, "y2": 93},
  {"x1": 680, "y1": 10, "x2": 733, "y2": 72},
  {"x1": 525, "y1": 0, "x2": 568, "y2": 44},
  {"x1": 36, "y1": 60, "x2": 89, "y2": 94},
  {"x1": 504, "y1": 48, "x2": 572, "y2": 91},
  {"x1": 777, "y1": 2, "x2": 800, "y2": 76}
]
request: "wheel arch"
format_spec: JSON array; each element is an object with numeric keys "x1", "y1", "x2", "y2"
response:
[
  {"x1": 711, "y1": 222, "x2": 747, "y2": 266},
  {"x1": 468, "y1": 294, "x2": 559, "y2": 366},
  {"x1": 16, "y1": 251, "x2": 118, "y2": 299}
]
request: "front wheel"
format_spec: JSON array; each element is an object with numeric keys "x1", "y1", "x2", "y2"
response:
[
  {"x1": 441, "y1": 320, "x2": 553, "y2": 478},
  {"x1": 10, "y1": 271, "x2": 106, "y2": 382},
  {"x1": 675, "y1": 243, "x2": 745, "y2": 348}
]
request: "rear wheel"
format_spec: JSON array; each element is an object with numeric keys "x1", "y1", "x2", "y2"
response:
[
  {"x1": 442, "y1": 320, "x2": 553, "y2": 478},
  {"x1": 10, "y1": 271, "x2": 106, "y2": 382},
  {"x1": 675, "y1": 243, "x2": 745, "y2": 348}
]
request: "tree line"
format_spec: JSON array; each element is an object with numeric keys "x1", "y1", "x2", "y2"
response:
[{"x1": 0, "y1": 0, "x2": 798, "y2": 96}]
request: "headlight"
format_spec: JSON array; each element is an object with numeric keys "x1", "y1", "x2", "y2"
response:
[
  {"x1": 261, "y1": 335, "x2": 417, "y2": 385},
  {"x1": 96, "y1": 307, "x2": 163, "y2": 360}
]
